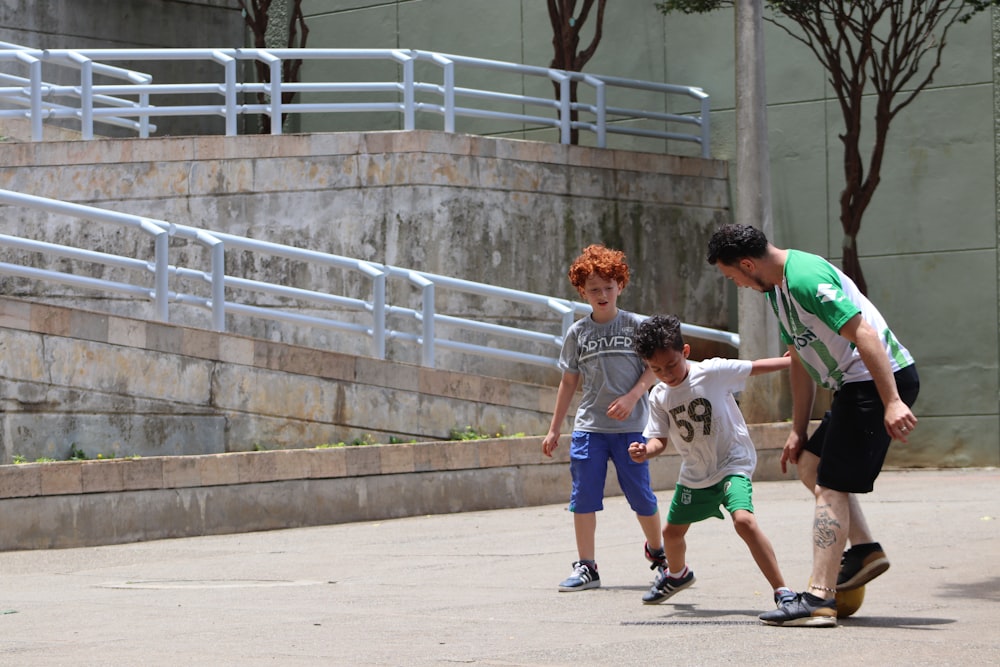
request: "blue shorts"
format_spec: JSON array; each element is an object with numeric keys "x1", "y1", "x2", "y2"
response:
[{"x1": 568, "y1": 431, "x2": 659, "y2": 516}]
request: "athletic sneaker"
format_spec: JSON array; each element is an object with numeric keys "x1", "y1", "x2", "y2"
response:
[
  {"x1": 644, "y1": 541, "x2": 667, "y2": 571},
  {"x1": 838, "y1": 543, "x2": 889, "y2": 590},
  {"x1": 773, "y1": 587, "x2": 797, "y2": 606},
  {"x1": 759, "y1": 592, "x2": 837, "y2": 627},
  {"x1": 558, "y1": 560, "x2": 600, "y2": 592},
  {"x1": 642, "y1": 568, "x2": 695, "y2": 604}
]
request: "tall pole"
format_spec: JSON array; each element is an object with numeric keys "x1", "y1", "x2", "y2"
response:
[
  {"x1": 734, "y1": 0, "x2": 788, "y2": 422},
  {"x1": 266, "y1": 0, "x2": 296, "y2": 133}
]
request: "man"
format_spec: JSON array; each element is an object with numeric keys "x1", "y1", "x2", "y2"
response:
[{"x1": 706, "y1": 224, "x2": 920, "y2": 627}]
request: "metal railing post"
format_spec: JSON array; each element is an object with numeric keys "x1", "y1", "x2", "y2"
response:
[
  {"x1": 556, "y1": 73, "x2": 571, "y2": 145},
  {"x1": 585, "y1": 74, "x2": 606, "y2": 148},
  {"x1": 360, "y1": 261, "x2": 387, "y2": 360},
  {"x1": 550, "y1": 299, "x2": 576, "y2": 343},
  {"x1": 69, "y1": 52, "x2": 95, "y2": 140},
  {"x1": 26, "y1": 54, "x2": 43, "y2": 141},
  {"x1": 216, "y1": 50, "x2": 238, "y2": 136},
  {"x1": 439, "y1": 55, "x2": 454, "y2": 133},
  {"x1": 409, "y1": 272, "x2": 434, "y2": 367},
  {"x1": 696, "y1": 88, "x2": 711, "y2": 158},
  {"x1": 145, "y1": 221, "x2": 170, "y2": 322},
  {"x1": 264, "y1": 52, "x2": 282, "y2": 135},
  {"x1": 209, "y1": 237, "x2": 226, "y2": 331},
  {"x1": 402, "y1": 53, "x2": 415, "y2": 131}
]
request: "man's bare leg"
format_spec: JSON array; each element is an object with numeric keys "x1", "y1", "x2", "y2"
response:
[{"x1": 797, "y1": 451, "x2": 875, "y2": 546}]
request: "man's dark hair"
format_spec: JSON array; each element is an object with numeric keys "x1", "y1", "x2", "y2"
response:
[
  {"x1": 706, "y1": 224, "x2": 770, "y2": 266},
  {"x1": 634, "y1": 314, "x2": 685, "y2": 359}
]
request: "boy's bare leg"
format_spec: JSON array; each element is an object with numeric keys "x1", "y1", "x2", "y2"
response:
[
  {"x1": 732, "y1": 509, "x2": 786, "y2": 590},
  {"x1": 662, "y1": 522, "x2": 690, "y2": 572},
  {"x1": 636, "y1": 510, "x2": 664, "y2": 551},
  {"x1": 574, "y1": 512, "x2": 597, "y2": 561}
]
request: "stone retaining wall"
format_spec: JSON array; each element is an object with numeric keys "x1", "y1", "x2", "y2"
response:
[
  {"x1": 0, "y1": 426, "x2": 800, "y2": 551},
  {"x1": 0, "y1": 296, "x2": 561, "y2": 462}
]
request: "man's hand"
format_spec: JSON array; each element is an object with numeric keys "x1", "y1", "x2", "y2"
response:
[
  {"x1": 781, "y1": 430, "x2": 807, "y2": 475},
  {"x1": 885, "y1": 397, "x2": 917, "y2": 442}
]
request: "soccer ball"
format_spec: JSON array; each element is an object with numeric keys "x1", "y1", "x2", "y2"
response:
[{"x1": 835, "y1": 585, "x2": 865, "y2": 618}]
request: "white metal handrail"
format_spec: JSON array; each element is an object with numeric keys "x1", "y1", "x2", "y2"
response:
[
  {"x1": 0, "y1": 44, "x2": 710, "y2": 156},
  {"x1": 0, "y1": 189, "x2": 739, "y2": 372}
]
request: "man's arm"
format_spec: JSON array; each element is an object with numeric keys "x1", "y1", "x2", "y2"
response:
[
  {"x1": 838, "y1": 314, "x2": 917, "y2": 442},
  {"x1": 781, "y1": 348, "x2": 816, "y2": 473}
]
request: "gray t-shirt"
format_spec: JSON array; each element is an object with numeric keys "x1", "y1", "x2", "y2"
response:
[{"x1": 559, "y1": 309, "x2": 649, "y2": 433}]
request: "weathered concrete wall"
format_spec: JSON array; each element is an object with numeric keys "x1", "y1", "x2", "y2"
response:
[
  {"x1": 0, "y1": 426, "x2": 802, "y2": 551},
  {"x1": 0, "y1": 0, "x2": 245, "y2": 137},
  {"x1": 0, "y1": 130, "x2": 734, "y2": 383},
  {"x1": 0, "y1": 296, "x2": 561, "y2": 463},
  {"x1": 0, "y1": 0, "x2": 240, "y2": 49}
]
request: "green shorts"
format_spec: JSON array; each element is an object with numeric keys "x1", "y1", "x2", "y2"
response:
[{"x1": 666, "y1": 474, "x2": 755, "y2": 525}]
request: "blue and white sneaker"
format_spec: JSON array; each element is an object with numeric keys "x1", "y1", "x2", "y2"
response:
[
  {"x1": 558, "y1": 560, "x2": 600, "y2": 592},
  {"x1": 642, "y1": 568, "x2": 695, "y2": 604},
  {"x1": 773, "y1": 587, "x2": 797, "y2": 606}
]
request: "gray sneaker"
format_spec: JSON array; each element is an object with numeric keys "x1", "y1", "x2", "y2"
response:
[
  {"x1": 759, "y1": 592, "x2": 837, "y2": 627},
  {"x1": 558, "y1": 560, "x2": 600, "y2": 592}
]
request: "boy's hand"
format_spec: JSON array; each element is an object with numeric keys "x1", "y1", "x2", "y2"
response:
[
  {"x1": 607, "y1": 394, "x2": 638, "y2": 420},
  {"x1": 542, "y1": 432, "x2": 560, "y2": 457},
  {"x1": 628, "y1": 440, "x2": 648, "y2": 463}
]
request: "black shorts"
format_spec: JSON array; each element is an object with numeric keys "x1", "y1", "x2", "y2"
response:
[{"x1": 804, "y1": 365, "x2": 920, "y2": 493}]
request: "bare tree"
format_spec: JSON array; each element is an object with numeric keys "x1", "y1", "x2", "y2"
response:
[
  {"x1": 547, "y1": 0, "x2": 609, "y2": 144},
  {"x1": 236, "y1": 0, "x2": 309, "y2": 134},
  {"x1": 658, "y1": 0, "x2": 996, "y2": 293}
]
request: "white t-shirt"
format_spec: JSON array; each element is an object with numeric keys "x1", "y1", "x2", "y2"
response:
[{"x1": 644, "y1": 358, "x2": 756, "y2": 488}]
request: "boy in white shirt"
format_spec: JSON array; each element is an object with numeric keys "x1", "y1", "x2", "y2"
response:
[{"x1": 628, "y1": 314, "x2": 794, "y2": 610}]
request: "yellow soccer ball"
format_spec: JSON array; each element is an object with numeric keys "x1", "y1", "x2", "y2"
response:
[{"x1": 835, "y1": 585, "x2": 865, "y2": 618}]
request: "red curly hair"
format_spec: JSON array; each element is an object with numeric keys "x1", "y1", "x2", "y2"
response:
[{"x1": 568, "y1": 244, "x2": 630, "y2": 293}]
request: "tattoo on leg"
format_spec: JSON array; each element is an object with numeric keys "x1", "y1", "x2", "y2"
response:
[{"x1": 813, "y1": 505, "x2": 841, "y2": 550}]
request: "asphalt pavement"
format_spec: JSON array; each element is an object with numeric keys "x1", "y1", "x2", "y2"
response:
[{"x1": 0, "y1": 468, "x2": 997, "y2": 666}]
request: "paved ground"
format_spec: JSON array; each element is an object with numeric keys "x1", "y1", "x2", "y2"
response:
[{"x1": 0, "y1": 468, "x2": 997, "y2": 666}]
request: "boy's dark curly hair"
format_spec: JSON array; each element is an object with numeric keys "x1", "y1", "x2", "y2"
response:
[
  {"x1": 706, "y1": 224, "x2": 769, "y2": 266},
  {"x1": 633, "y1": 314, "x2": 685, "y2": 359},
  {"x1": 568, "y1": 244, "x2": 630, "y2": 291}
]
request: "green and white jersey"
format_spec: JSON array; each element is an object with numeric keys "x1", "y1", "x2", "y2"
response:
[{"x1": 766, "y1": 250, "x2": 914, "y2": 391}]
